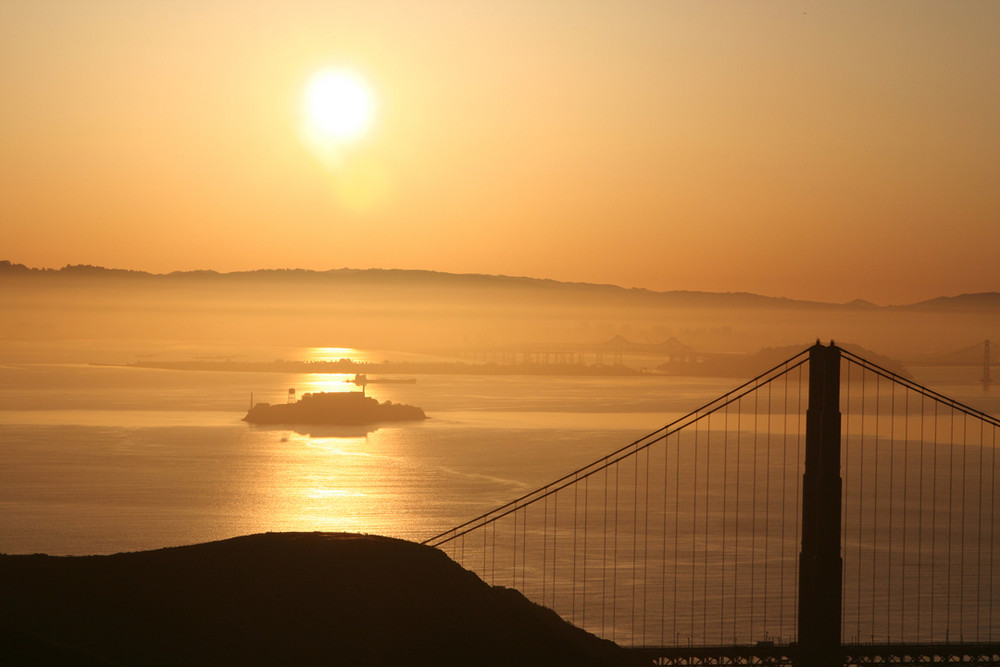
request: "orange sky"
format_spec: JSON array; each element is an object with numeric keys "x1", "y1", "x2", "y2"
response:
[{"x1": 2, "y1": 1, "x2": 997, "y2": 304}]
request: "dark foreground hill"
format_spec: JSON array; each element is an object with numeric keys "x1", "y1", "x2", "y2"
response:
[{"x1": 0, "y1": 532, "x2": 626, "y2": 666}]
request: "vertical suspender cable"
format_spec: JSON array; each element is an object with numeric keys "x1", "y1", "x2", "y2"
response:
[
  {"x1": 948, "y1": 407, "x2": 955, "y2": 636},
  {"x1": 675, "y1": 429, "x2": 681, "y2": 645},
  {"x1": 781, "y1": 367, "x2": 789, "y2": 640},
  {"x1": 795, "y1": 362, "x2": 803, "y2": 642},
  {"x1": 704, "y1": 412, "x2": 711, "y2": 643},
  {"x1": 858, "y1": 367, "x2": 866, "y2": 636},
  {"x1": 751, "y1": 388, "x2": 758, "y2": 639},
  {"x1": 976, "y1": 418, "x2": 984, "y2": 641},
  {"x1": 764, "y1": 381, "x2": 772, "y2": 635},
  {"x1": 691, "y1": 420, "x2": 699, "y2": 643},
  {"x1": 553, "y1": 489, "x2": 558, "y2": 616},
  {"x1": 643, "y1": 446, "x2": 650, "y2": 642},
  {"x1": 722, "y1": 401, "x2": 729, "y2": 644},
  {"x1": 633, "y1": 447, "x2": 639, "y2": 640},
  {"x1": 661, "y1": 434, "x2": 668, "y2": 645},
  {"x1": 991, "y1": 424, "x2": 996, "y2": 639},
  {"x1": 573, "y1": 475, "x2": 578, "y2": 625},
  {"x1": 521, "y1": 505, "x2": 528, "y2": 591},
  {"x1": 734, "y1": 397, "x2": 742, "y2": 642},
  {"x1": 844, "y1": 359, "x2": 854, "y2": 641},
  {"x1": 960, "y1": 413, "x2": 967, "y2": 641},
  {"x1": 842, "y1": 359, "x2": 851, "y2": 638},
  {"x1": 871, "y1": 375, "x2": 882, "y2": 642},
  {"x1": 512, "y1": 507, "x2": 518, "y2": 589},
  {"x1": 932, "y1": 402, "x2": 938, "y2": 638},
  {"x1": 542, "y1": 493, "x2": 549, "y2": 607},
  {"x1": 611, "y1": 461, "x2": 621, "y2": 641},
  {"x1": 583, "y1": 475, "x2": 589, "y2": 631},
  {"x1": 603, "y1": 464, "x2": 608, "y2": 637},
  {"x1": 750, "y1": 391, "x2": 760, "y2": 639},
  {"x1": 902, "y1": 384, "x2": 908, "y2": 639},
  {"x1": 888, "y1": 378, "x2": 895, "y2": 640},
  {"x1": 917, "y1": 393, "x2": 925, "y2": 639}
]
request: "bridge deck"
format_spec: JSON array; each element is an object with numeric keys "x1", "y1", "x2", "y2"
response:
[{"x1": 625, "y1": 642, "x2": 1000, "y2": 665}]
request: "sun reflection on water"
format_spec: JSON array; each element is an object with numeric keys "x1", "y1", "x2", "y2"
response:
[
  {"x1": 287, "y1": 434, "x2": 392, "y2": 533},
  {"x1": 305, "y1": 488, "x2": 365, "y2": 500},
  {"x1": 298, "y1": 372, "x2": 357, "y2": 394}
]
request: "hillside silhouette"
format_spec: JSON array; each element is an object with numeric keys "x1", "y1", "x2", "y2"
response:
[{"x1": 0, "y1": 532, "x2": 625, "y2": 666}]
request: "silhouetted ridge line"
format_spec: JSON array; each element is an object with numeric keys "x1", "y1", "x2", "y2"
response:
[
  {"x1": 4, "y1": 260, "x2": 995, "y2": 309},
  {"x1": 900, "y1": 292, "x2": 1000, "y2": 311},
  {"x1": 0, "y1": 532, "x2": 624, "y2": 666}
]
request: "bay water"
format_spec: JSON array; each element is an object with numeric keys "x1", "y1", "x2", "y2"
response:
[
  {"x1": 2, "y1": 339, "x2": 996, "y2": 646},
  {"x1": 0, "y1": 340, "x2": 729, "y2": 556}
]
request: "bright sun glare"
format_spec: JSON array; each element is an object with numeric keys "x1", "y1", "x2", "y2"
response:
[{"x1": 303, "y1": 68, "x2": 375, "y2": 144}]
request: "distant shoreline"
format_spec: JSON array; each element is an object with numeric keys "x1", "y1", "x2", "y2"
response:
[
  {"x1": 114, "y1": 341, "x2": 913, "y2": 379},
  {"x1": 118, "y1": 358, "x2": 653, "y2": 377}
]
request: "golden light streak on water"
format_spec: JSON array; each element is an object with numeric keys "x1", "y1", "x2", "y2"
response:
[{"x1": 297, "y1": 372, "x2": 357, "y2": 395}]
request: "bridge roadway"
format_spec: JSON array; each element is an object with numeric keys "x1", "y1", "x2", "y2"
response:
[{"x1": 624, "y1": 642, "x2": 1000, "y2": 665}]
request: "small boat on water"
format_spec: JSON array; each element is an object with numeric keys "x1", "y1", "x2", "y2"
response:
[{"x1": 244, "y1": 390, "x2": 426, "y2": 426}]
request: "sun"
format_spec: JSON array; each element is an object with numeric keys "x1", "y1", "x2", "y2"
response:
[{"x1": 303, "y1": 68, "x2": 375, "y2": 144}]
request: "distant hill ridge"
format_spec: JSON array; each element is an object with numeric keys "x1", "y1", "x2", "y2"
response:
[{"x1": 2, "y1": 260, "x2": 997, "y2": 311}]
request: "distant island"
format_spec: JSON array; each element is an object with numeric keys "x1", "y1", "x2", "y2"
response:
[
  {"x1": 125, "y1": 357, "x2": 649, "y2": 376},
  {"x1": 244, "y1": 390, "x2": 427, "y2": 425}
]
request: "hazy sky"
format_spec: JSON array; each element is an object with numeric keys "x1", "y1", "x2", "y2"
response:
[{"x1": 2, "y1": 1, "x2": 997, "y2": 304}]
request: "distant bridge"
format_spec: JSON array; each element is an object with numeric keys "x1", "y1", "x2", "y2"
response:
[
  {"x1": 905, "y1": 340, "x2": 997, "y2": 366},
  {"x1": 425, "y1": 342, "x2": 1000, "y2": 665},
  {"x1": 905, "y1": 339, "x2": 995, "y2": 390}
]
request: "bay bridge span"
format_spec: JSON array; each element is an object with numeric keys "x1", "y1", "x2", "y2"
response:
[{"x1": 424, "y1": 342, "x2": 999, "y2": 665}]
